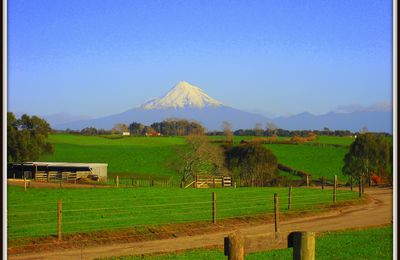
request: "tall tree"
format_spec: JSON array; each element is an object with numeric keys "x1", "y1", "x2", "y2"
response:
[
  {"x1": 222, "y1": 121, "x2": 233, "y2": 142},
  {"x1": 7, "y1": 112, "x2": 54, "y2": 163},
  {"x1": 266, "y1": 122, "x2": 278, "y2": 136},
  {"x1": 342, "y1": 133, "x2": 392, "y2": 182},
  {"x1": 224, "y1": 143, "x2": 278, "y2": 186},
  {"x1": 254, "y1": 123, "x2": 263, "y2": 136},
  {"x1": 129, "y1": 122, "x2": 144, "y2": 135},
  {"x1": 112, "y1": 123, "x2": 129, "y2": 134},
  {"x1": 175, "y1": 133, "x2": 227, "y2": 182}
]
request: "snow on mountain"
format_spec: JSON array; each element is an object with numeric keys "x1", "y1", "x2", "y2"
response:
[{"x1": 140, "y1": 81, "x2": 223, "y2": 109}]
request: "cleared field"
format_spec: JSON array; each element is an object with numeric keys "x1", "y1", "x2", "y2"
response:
[
  {"x1": 310, "y1": 135, "x2": 355, "y2": 146},
  {"x1": 7, "y1": 185, "x2": 358, "y2": 240},
  {"x1": 40, "y1": 134, "x2": 353, "y2": 181},
  {"x1": 40, "y1": 134, "x2": 185, "y2": 178},
  {"x1": 113, "y1": 226, "x2": 392, "y2": 259},
  {"x1": 265, "y1": 144, "x2": 349, "y2": 181}
]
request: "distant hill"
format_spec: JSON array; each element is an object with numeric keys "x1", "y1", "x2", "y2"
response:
[{"x1": 272, "y1": 111, "x2": 392, "y2": 133}]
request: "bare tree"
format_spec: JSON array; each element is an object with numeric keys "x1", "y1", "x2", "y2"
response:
[
  {"x1": 222, "y1": 121, "x2": 233, "y2": 142},
  {"x1": 254, "y1": 123, "x2": 263, "y2": 136},
  {"x1": 112, "y1": 123, "x2": 129, "y2": 134},
  {"x1": 266, "y1": 122, "x2": 278, "y2": 136},
  {"x1": 176, "y1": 133, "x2": 227, "y2": 182}
]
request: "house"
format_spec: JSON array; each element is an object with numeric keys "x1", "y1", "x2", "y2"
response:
[{"x1": 122, "y1": 132, "x2": 130, "y2": 136}]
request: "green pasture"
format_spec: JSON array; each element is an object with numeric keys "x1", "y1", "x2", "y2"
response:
[
  {"x1": 40, "y1": 134, "x2": 185, "y2": 179},
  {"x1": 265, "y1": 144, "x2": 349, "y2": 181},
  {"x1": 40, "y1": 134, "x2": 353, "y2": 181},
  {"x1": 7, "y1": 185, "x2": 358, "y2": 240},
  {"x1": 112, "y1": 226, "x2": 392, "y2": 259},
  {"x1": 311, "y1": 135, "x2": 355, "y2": 146}
]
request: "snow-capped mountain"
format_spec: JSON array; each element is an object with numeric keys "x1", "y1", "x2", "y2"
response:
[
  {"x1": 54, "y1": 81, "x2": 392, "y2": 133},
  {"x1": 140, "y1": 81, "x2": 223, "y2": 109}
]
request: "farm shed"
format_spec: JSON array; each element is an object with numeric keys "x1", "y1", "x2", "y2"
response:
[{"x1": 7, "y1": 162, "x2": 108, "y2": 182}]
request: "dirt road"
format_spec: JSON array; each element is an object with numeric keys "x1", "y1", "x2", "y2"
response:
[{"x1": 8, "y1": 188, "x2": 392, "y2": 260}]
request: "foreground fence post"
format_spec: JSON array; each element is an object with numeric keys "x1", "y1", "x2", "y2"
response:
[
  {"x1": 306, "y1": 175, "x2": 309, "y2": 188},
  {"x1": 274, "y1": 193, "x2": 279, "y2": 234},
  {"x1": 288, "y1": 186, "x2": 292, "y2": 210},
  {"x1": 333, "y1": 175, "x2": 337, "y2": 203},
  {"x1": 212, "y1": 192, "x2": 217, "y2": 224},
  {"x1": 24, "y1": 177, "x2": 27, "y2": 192},
  {"x1": 224, "y1": 231, "x2": 244, "y2": 260},
  {"x1": 58, "y1": 199, "x2": 62, "y2": 241},
  {"x1": 288, "y1": 232, "x2": 315, "y2": 260},
  {"x1": 116, "y1": 176, "x2": 119, "y2": 187}
]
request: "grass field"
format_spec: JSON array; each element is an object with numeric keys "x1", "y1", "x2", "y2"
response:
[
  {"x1": 111, "y1": 226, "x2": 392, "y2": 259},
  {"x1": 40, "y1": 134, "x2": 353, "y2": 181},
  {"x1": 40, "y1": 134, "x2": 185, "y2": 179},
  {"x1": 7, "y1": 185, "x2": 358, "y2": 240},
  {"x1": 265, "y1": 144, "x2": 349, "y2": 181}
]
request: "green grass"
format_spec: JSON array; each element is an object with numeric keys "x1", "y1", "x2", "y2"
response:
[
  {"x1": 265, "y1": 144, "x2": 349, "y2": 181},
  {"x1": 310, "y1": 135, "x2": 355, "y2": 146},
  {"x1": 7, "y1": 185, "x2": 358, "y2": 240},
  {"x1": 40, "y1": 134, "x2": 185, "y2": 178},
  {"x1": 40, "y1": 134, "x2": 353, "y2": 181},
  {"x1": 109, "y1": 226, "x2": 392, "y2": 259}
]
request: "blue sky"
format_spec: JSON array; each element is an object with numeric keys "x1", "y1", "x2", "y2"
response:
[{"x1": 8, "y1": 0, "x2": 393, "y2": 118}]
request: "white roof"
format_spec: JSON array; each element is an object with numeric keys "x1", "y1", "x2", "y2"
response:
[{"x1": 23, "y1": 162, "x2": 108, "y2": 168}]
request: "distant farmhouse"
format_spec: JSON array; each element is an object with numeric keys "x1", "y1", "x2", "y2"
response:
[{"x1": 122, "y1": 131, "x2": 130, "y2": 136}]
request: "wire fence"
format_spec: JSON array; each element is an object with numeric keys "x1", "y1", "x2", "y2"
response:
[{"x1": 7, "y1": 186, "x2": 360, "y2": 241}]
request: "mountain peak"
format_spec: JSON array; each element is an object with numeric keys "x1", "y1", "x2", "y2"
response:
[{"x1": 140, "y1": 81, "x2": 223, "y2": 110}]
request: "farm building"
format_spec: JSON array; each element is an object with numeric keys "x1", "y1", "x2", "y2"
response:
[{"x1": 7, "y1": 162, "x2": 108, "y2": 182}]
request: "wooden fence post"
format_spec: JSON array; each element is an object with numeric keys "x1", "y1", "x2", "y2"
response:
[
  {"x1": 274, "y1": 193, "x2": 279, "y2": 233},
  {"x1": 321, "y1": 177, "x2": 324, "y2": 190},
  {"x1": 58, "y1": 199, "x2": 62, "y2": 241},
  {"x1": 224, "y1": 231, "x2": 244, "y2": 260},
  {"x1": 288, "y1": 231, "x2": 316, "y2": 260},
  {"x1": 116, "y1": 176, "x2": 119, "y2": 187},
  {"x1": 288, "y1": 186, "x2": 292, "y2": 210},
  {"x1": 306, "y1": 175, "x2": 309, "y2": 188},
  {"x1": 212, "y1": 192, "x2": 217, "y2": 224},
  {"x1": 24, "y1": 177, "x2": 27, "y2": 192},
  {"x1": 333, "y1": 175, "x2": 337, "y2": 203}
]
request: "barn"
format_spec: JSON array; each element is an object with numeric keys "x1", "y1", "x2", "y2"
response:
[{"x1": 7, "y1": 162, "x2": 108, "y2": 182}]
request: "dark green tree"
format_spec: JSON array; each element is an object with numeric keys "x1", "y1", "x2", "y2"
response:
[
  {"x1": 7, "y1": 112, "x2": 54, "y2": 163},
  {"x1": 129, "y1": 122, "x2": 144, "y2": 135},
  {"x1": 224, "y1": 143, "x2": 278, "y2": 186},
  {"x1": 342, "y1": 133, "x2": 392, "y2": 183}
]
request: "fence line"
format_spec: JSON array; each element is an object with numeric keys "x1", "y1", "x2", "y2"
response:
[{"x1": 8, "y1": 187, "x2": 360, "y2": 241}]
